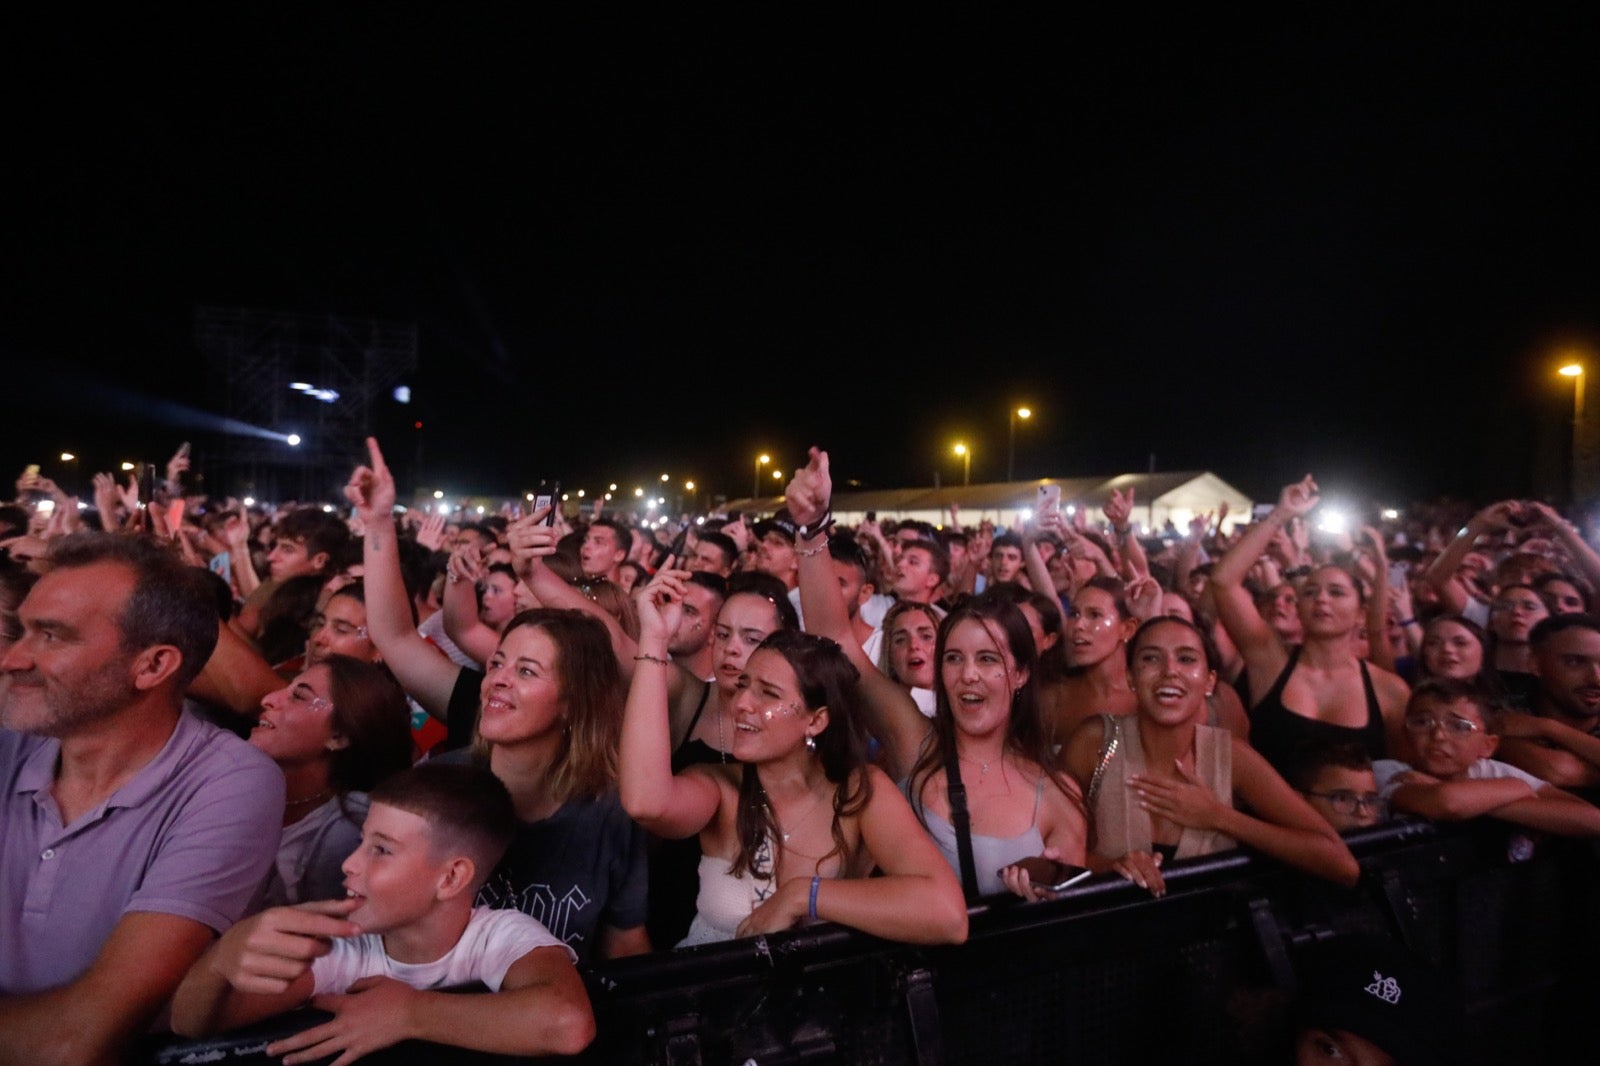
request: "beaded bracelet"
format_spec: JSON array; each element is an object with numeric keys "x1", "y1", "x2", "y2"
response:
[
  {"x1": 808, "y1": 876, "x2": 822, "y2": 921},
  {"x1": 633, "y1": 653, "x2": 673, "y2": 667}
]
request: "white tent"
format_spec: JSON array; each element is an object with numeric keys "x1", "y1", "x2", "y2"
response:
[{"x1": 727, "y1": 470, "x2": 1252, "y2": 533}]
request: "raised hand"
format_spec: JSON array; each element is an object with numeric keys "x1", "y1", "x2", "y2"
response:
[
  {"x1": 91, "y1": 473, "x2": 122, "y2": 528},
  {"x1": 1276, "y1": 475, "x2": 1319, "y2": 518},
  {"x1": 1105, "y1": 487, "x2": 1135, "y2": 530},
  {"x1": 1470, "y1": 499, "x2": 1521, "y2": 534},
  {"x1": 165, "y1": 443, "x2": 192, "y2": 488},
  {"x1": 724, "y1": 516, "x2": 752, "y2": 553},
  {"x1": 343, "y1": 437, "x2": 396, "y2": 523},
  {"x1": 1125, "y1": 576, "x2": 1164, "y2": 622},
  {"x1": 446, "y1": 544, "x2": 485, "y2": 587},
  {"x1": 637, "y1": 569, "x2": 689, "y2": 643},
  {"x1": 505, "y1": 509, "x2": 560, "y2": 576},
  {"x1": 416, "y1": 512, "x2": 447, "y2": 552},
  {"x1": 785, "y1": 447, "x2": 832, "y2": 528}
]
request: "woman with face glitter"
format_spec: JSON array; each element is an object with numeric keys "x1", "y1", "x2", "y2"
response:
[{"x1": 619, "y1": 575, "x2": 967, "y2": 947}]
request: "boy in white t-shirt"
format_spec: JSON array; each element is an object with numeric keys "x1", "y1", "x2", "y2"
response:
[
  {"x1": 173, "y1": 763, "x2": 594, "y2": 1060},
  {"x1": 1374, "y1": 678, "x2": 1600, "y2": 837}
]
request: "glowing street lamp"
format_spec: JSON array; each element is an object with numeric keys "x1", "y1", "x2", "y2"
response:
[
  {"x1": 953, "y1": 443, "x2": 971, "y2": 486},
  {"x1": 754, "y1": 454, "x2": 771, "y2": 500},
  {"x1": 1008, "y1": 406, "x2": 1032, "y2": 481}
]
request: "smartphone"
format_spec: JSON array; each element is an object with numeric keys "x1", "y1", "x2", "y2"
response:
[
  {"x1": 866, "y1": 511, "x2": 877, "y2": 523},
  {"x1": 533, "y1": 480, "x2": 560, "y2": 527},
  {"x1": 1006, "y1": 856, "x2": 1092, "y2": 892},
  {"x1": 669, "y1": 527, "x2": 691, "y2": 559},
  {"x1": 1251, "y1": 502, "x2": 1274, "y2": 520},
  {"x1": 137, "y1": 463, "x2": 158, "y2": 507},
  {"x1": 23, "y1": 463, "x2": 40, "y2": 480},
  {"x1": 176, "y1": 441, "x2": 191, "y2": 461},
  {"x1": 1387, "y1": 561, "x2": 1409, "y2": 590},
  {"x1": 1037, "y1": 484, "x2": 1061, "y2": 517}
]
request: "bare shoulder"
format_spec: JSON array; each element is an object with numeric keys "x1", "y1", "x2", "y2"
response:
[{"x1": 1367, "y1": 663, "x2": 1411, "y2": 705}]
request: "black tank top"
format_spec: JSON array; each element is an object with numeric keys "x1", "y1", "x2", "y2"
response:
[
  {"x1": 650, "y1": 683, "x2": 741, "y2": 948},
  {"x1": 1248, "y1": 646, "x2": 1387, "y2": 774}
]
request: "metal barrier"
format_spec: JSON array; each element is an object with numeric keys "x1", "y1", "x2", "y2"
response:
[{"x1": 142, "y1": 820, "x2": 1596, "y2": 1065}]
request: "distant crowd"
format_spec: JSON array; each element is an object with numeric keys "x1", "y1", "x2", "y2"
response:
[{"x1": 4, "y1": 438, "x2": 1597, "y2": 1065}]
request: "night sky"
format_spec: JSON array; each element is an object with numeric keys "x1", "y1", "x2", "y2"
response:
[{"x1": 5, "y1": 9, "x2": 1598, "y2": 511}]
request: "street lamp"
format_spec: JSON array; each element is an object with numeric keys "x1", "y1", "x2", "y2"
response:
[
  {"x1": 754, "y1": 454, "x2": 771, "y2": 500},
  {"x1": 953, "y1": 443, "x2": 971, "y2": 486},
  {"x1": 1561, "y1": 363, "x2": 1585, "y2": 504},
  {"x1": 1008, "y1": 406, "x2": 1032, "y2": 482}
]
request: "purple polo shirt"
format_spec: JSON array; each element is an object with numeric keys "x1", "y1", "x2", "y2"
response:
[{"x1": 0, "y1": 710, "x2": 285, "y2": 994}]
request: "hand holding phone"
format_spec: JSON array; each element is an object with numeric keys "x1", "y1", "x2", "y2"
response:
[
  {"x1": 533, "y1": 480, "x2": 561, "y2": 527},
  {"x1": 1036, "y1": 484, "x2": 1061, "y2": 518},
  {"x1": 1004, "y1": 855, "x2": 1092, "y2": 894}
]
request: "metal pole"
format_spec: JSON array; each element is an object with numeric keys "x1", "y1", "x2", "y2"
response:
[{"x1": 1007, "y1": 410, "x2": 1016, "y2": 482}]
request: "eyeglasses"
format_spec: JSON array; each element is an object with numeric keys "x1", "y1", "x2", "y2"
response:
[
  {"x1": 1303, "y1": 789, "x2": 1381, "y2": 815},
  {"x1": 309, "y1": 615, "x2": 368, "y2": 640},
  {"x1": 1402, "y1": 713, "x2": 1483, "y2": 736}
]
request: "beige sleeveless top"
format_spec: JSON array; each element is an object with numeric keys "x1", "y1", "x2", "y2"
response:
[{"x1": 1087, "y1": 715, "x2": 1235, "y2": 861}]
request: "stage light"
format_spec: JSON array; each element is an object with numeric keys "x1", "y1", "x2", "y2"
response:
[{"x1": 286, "y1": 434, "x2": 302, "y2": 447}]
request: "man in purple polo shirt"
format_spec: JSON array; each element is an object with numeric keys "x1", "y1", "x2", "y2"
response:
[{"x1": 0, "y1": 533, "x2": 284, "y2": 1064}]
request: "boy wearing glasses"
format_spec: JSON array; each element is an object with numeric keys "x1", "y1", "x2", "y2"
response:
[
  {"x1": 1284, "y1": 743, "x2": 1383, "y2": 831},
  {"x1": 1373, "y1": 678, "x2": 1600, "y2": 836}
]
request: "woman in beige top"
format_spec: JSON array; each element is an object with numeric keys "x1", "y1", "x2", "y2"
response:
[{"x1": 1036, "y1": 616, "x2": 1359, "y2": 899}]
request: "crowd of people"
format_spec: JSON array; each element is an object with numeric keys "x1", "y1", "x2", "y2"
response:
[{"x1": 4, "y1": 437, "x2": 1600, "y2": 1064}]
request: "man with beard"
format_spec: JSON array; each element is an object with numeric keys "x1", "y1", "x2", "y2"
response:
[
  {"x1": 1497, "y1": 614, "x2": 1600, "y2": 791},
  {"x1": 0, "y1": 533, "x2": 283, "y2": 1064}
]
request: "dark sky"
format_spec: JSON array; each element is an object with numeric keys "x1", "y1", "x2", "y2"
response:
[{"x1": 5, "y1": 9, "x2": 1598, "y2": 510}]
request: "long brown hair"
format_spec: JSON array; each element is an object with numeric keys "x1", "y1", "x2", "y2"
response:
[
  {"x1": 473, "y1": 608, "x2": 623, "y2": 803},
  {"x1": 731, "y1": 630, "x2": 871, "y2": 878},
  {"x1": 907, "y1": 596, "x2": 1078, "y2": 819},
  {"x1": 321, "y1": 655, "x2": 413, "y2": 795}
]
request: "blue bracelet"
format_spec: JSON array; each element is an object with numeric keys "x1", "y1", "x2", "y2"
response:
[{"x1": 808, "y1": 876, "x2": 821, "y2": 921}]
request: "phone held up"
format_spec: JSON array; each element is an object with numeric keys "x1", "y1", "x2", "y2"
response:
[
  {"x1": 533, "y1": 480, "x2": 561, "y2": 527},
  {"x1": 1005, "y1": 856, "x2": 1092, "y2": 893},
  {"x1": 1036, "y1": 483, "x2": 1061, "y2": 517}
]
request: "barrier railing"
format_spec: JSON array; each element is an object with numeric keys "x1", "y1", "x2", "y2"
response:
[{"x1": 143, "y1": 820, "x2": 1597, "y2": 1065}]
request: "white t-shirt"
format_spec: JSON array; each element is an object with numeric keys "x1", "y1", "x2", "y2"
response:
[
  {"x1": 419, "y1": 610, "x2": 481, "y2": 670},
  {"x1": 1374, "y1": 757, "x2": 1546, "y2": 807},
  {"x1": 311, "y1": 906, "x2": 574, "y2": 995}
]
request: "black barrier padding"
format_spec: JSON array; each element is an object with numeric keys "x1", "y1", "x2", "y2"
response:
[{"x1": 141, "y1": 820, "x2": 1592, "y2": 1066}]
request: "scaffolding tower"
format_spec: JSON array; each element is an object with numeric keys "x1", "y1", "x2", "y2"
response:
[{"x1": 196, "y1": 307, "x2": 418, "y2": 502}]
